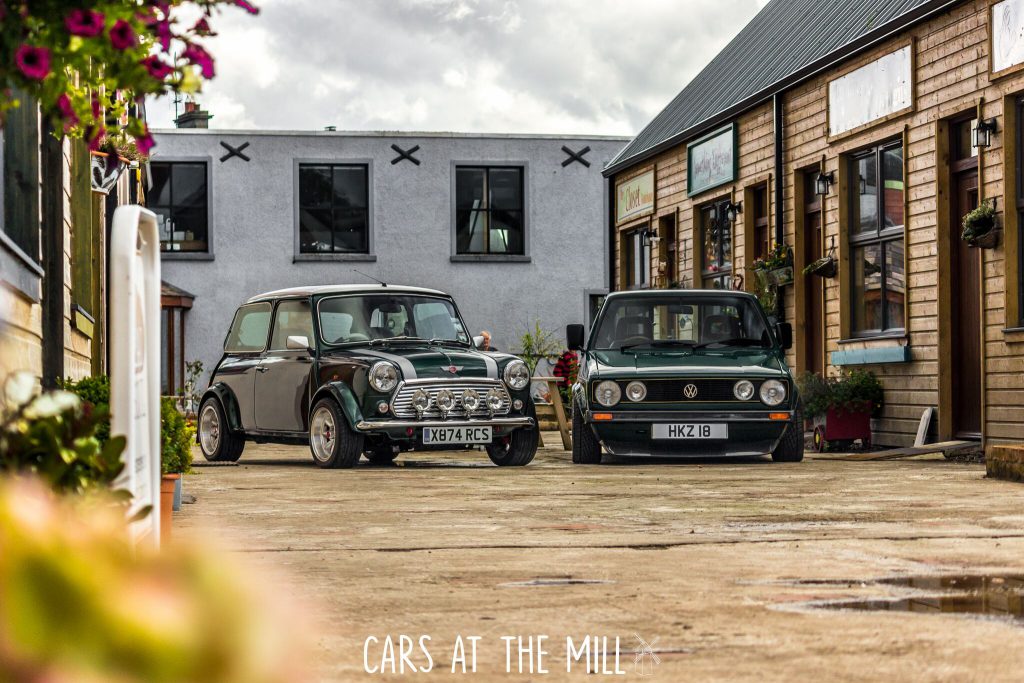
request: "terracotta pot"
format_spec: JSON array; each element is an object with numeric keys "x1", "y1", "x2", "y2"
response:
[{"x1": 160, "y1": 474, "x2": 180, "y2": 546}]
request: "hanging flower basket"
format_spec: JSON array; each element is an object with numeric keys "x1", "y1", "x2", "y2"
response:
[
  {"x1": 967, "y1": 229, "x2": 1000, "y2": 249},
  {"x1": 803, "y1": 255, "x2": 838, "y2": 278},
  {"x1": 767, "y1": 265, "x2": 794, "y2": 286},
  {"x1": 961, "y1": 200, "x2": 999, "y2": 249}
]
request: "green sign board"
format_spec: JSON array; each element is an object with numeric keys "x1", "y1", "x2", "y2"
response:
[{"x1": 687, "y1": 124, "x2": 737, "y2": 197}]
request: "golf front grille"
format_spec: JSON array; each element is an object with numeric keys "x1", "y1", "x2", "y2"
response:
[{"x1": 390, "y1": 381, "x2": 512, "y2": 418}]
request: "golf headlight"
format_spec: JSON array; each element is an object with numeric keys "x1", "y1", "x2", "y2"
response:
[
  {"x1": 485, "y1": 388, "x2": 504, "y2": 411},
  {"x1": 411, "y1": 388, "x2": 430, "y2": 413},
  {"x1": 759, "y1": 379, "x2": 787, "y2": 406},
  {"x1": 461, "y1": 388, "x2": 480, "y2": 411},
  {"x1": 595, "y1": 380, "x2": 621, "y2": 407},
  {"x1": 625, "y1": 381, "x2": 647, "y2": 402},
  {"x1": 733, "y1": 380, "x2": 755, "y2": 401},
  {"x1": 368, "y1": 361, "x2": 399, "y2": 392},
  {"x1": 435, "y1": 389, "x2": 455, "y2": 413},
  {"x1": 503, "y1": 359, "x2": 531, "y2": 390}
]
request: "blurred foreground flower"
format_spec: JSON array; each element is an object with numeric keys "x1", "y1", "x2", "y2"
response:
[{"x1": 0, "y1": 479, "x2": 306, "y2": 683}]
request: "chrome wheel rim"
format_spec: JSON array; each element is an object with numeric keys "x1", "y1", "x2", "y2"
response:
[
  {"x1": 199, "y1": 404, "x2": 221, "y2": 456},
  {"x1": 310, "y1": 406, "x2": 336, "y2": 462}
]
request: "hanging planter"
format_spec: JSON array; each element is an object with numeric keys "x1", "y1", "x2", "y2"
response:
[
  {"x1": 804, "y1": 255, "x2": 838, "y2": 278},
  {"x1": 767, "y1": 265, "x2": 794, "y2": 286},
  {"x1": 961, "y1": 199, "x2": 1000, "y2": 249}
]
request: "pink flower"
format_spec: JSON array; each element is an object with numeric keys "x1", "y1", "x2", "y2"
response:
[
  {"x1": 182, "y1": 43, "x2": 215, "y2": 78},
  {"x1": 235, "y1": 0, "x2": 259, "y2": 14},
  {"x1": 141, "y1": 55, "x2": 173, "y2": 80},
  {"x1": 152, "y1": 19, "x2": 173, "y2": 51},
  {"x1": 15, "y1": 45, "x2": 51, "y2": 80},
  {"x1": 86, "y1": 125, "x2": 107, "y2": 152},
  {"x1": 135, "y1": 131, "x2": 156, "y2": 156},
  {"x1": 65, "y1": 9, "x2": 105, "y2": 37},
  {"x1": 109, "y1": 19, "x2": 137, "y2": 50},
  {"x1": 56, "y1": 94, "x2": 78, "y2": 128},
  {"x1": 192, "y1": 17, "x2": 214, "y2": 36}
]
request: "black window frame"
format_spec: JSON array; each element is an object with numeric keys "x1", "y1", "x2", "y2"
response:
[
  {"x1": 296, "y1": 162, "x2": 371, "y2": 257},
  {"x1": 453, "y1": 165, "x2": 526, "y2": 257},
  {"x1": 150, "y1": 160, "x2": 211, "y2": 255},
  {"x1": 623, "y1": 227, "x2": 651, "y2": 290},
  {"x1": 700, "y1": 198, "x2": 733, "y2": 289},
  {"x1": 848, "y1": 140, "x2": 906, "y2": 337}
]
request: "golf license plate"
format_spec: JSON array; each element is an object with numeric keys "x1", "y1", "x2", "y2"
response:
[
  {"x1": 653, "y1": 423, "x2": 728, "y2": 440},
  {"x1": 422, "y1": 426, "x2": 492, "y2": 444}
]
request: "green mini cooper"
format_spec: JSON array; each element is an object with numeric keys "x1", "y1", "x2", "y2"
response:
[{"x1": 566, "y1": 290, "x2": 803, "y2": 463}]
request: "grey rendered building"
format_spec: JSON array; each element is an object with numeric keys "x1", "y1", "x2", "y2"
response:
[{"x1": 150, "y1": 125, "x2": 627, "y2": 389}]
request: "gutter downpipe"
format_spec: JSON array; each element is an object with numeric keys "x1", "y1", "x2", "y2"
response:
[
  {"x1": 607, "y1": 176, "x2": 616, "y2": 292},
  {"x1": 773, "y1": 92, "x2": 785, "y2": 322}
]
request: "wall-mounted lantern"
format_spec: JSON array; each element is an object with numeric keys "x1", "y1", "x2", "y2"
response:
[
  {"x1": 640, "y1": 228, "x2": 656, "y2": 248},
  {"x1": 723, "y1": 200, "x2": 743, "y2": 223},
  {"x1": 815, "y1": 170, "x2": 836, "y2": 197},
  {"x1": 972, "y1": 118, "x2": 998, "y2": 149}
]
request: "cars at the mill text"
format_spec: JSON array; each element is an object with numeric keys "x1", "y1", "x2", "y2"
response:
[
  {"x1": 566, "y1": 290, "x2": 803, "y2": 463},
  {"x1": 197, "y1": 285, "x2": 539, "y2": 468}
]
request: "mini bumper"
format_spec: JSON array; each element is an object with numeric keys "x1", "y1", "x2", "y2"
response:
[{"x1": 355, "y1": 416, "x2": 535, "y2": 432}]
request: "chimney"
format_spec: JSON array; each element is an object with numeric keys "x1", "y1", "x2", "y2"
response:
[{"x1": 175, "y1": 100, "x2": 213, "y2": 129}]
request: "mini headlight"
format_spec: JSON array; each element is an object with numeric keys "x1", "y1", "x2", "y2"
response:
[
  {"x1": 625, "y1": 381, "x2": 647, "y2": 402},
  {"x1": 503, "y1": 359, "x2": 531, "y2": 390},
  {"x1": 462, "y1": 388, "x2": 480, "y2": 411},
  {"x1": 759, "y1": 379, "x2": 787, "y2": 406},
  {"x1": 485, "y1": 388, "x2": 504, "y2": 411},
  {"x1": 733, "y1": 380, "x2": 755, "y2": 401},
  {"x1": 435, "y1": 389, "x2": 455, "y2": 413},
  {"x1": 411, "y1": 388, "x2": 430, "y2": 413},
  {"x1": 368, "y1": 361, "x2": 399, "y2": 392},
  {"x1": 595, "y1": 380, "x2": 621, "y2": 407}
]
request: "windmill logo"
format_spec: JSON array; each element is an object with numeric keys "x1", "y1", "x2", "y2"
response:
[{"x1": 633, "y1": 633, "x2": 661, "y2": 676}]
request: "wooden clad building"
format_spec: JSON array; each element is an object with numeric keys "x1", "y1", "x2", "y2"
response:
[{"x1": 605, "y1": 0, "x2": 1024, "y2": 448}]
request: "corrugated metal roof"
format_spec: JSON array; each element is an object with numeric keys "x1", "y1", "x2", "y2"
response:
[{"x1": 605, "y1": 0, "x2": 961, "y2": 175}]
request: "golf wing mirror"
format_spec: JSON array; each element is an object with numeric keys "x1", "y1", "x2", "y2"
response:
[
  {"x1": 775, "y1": 323, "x2": 793, "y2": 350},
  {"x1": 566, "y1": 324, "x2": 586, "y2": 351},
  {"x1": 286, "y1": 335, "x2": 313, "y2": 353}
]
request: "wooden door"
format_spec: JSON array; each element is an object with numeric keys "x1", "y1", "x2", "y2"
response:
[
  {"x1": 951, "y1": 169, "x2": 982, "y2": 438},
  {"x1": 804, "y1": 209, "x2": 824, "y2": 376}
]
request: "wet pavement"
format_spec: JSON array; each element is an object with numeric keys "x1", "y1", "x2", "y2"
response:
[{"x1": 177, "y1": 437, "x2": 1024, "y2": 682}]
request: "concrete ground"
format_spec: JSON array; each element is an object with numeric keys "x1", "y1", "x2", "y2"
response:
[{"x1": 177, "y1": 436, "x2": 1024, "y2": 682}]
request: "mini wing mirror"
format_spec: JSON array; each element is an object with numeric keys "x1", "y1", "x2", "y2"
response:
[
  {"x1": 286, "y1": 335, "x2": 313, "y2": 353},
  {"x1": 472, "y1": 335, "x2": 485, "y2": 349},
  {"x1": 566, "y1": 324, "x2": 586, "y2": 351},
  {"x1": 775, "y1": 323, "x2": 793, "y2": 350}
]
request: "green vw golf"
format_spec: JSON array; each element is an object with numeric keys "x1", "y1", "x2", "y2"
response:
[{"x1": 566, "y1": 290, "x2": 803, "y2": 463}]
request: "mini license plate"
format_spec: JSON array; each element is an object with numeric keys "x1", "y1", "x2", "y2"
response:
[
  {"x1": 652, "y1": 423, "x2": 728, "y2": 440},
  {"x1": 422, "y1": 426, "x2": 492, "y2": 445}
]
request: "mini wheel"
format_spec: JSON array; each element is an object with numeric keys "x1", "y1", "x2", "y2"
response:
[
  {"x1": 309, "y1": 398, "x2": 363, "y2": 469},
  {"x1": 198, "y1": 396, "x2": 244, "y2": 462}
]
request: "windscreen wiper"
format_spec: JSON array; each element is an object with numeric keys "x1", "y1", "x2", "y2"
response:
[
  {"x1": 693, "y1": 337, "x2": 769, "y2": 349},
  {"x1": 429, "y1": 337, "x2": 471, "y2": 348},
  {"x1": 369, "y1": 336, "x2": 428, "y2": 346},
  {"x1": 619, "y1": 339, "x2": 696, "y2": 351}
]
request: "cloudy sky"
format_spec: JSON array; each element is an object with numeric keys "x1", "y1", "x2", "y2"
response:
[{"x1": 148, "y1": 0, "x2": 771, "y2": 136}]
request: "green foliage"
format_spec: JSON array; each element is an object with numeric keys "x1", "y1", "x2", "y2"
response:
[
  {"x1": 160, "y1": 397, "x2": 193, "y2": 475},
  {"x1": 61, "y1": 374, "x2": 111, "y2": 445},
  {"x1": 752, "y1": 267, "x2": 778, "y2": 313},
  {"x1": 960, "y1": 199, "x2": 997, "y2": 242},
  {"x1": 0, "y1": 478, "x2": 300, "y2": 683},
  {"x1": 0, "y1": 372, "x2": 126, "y2": 496},
  {"x1": 750, "y1": 242, "x2": 792, "y2": 272},
  {"x1": 0, "y1": 0, "x2": 260, "y2": 153},
  {"x1": 518, "y1": 320, "x2": 560, "y2": 376},
  {"x1": 796, "y1": 369, "x2": 885, "y2": 419}
]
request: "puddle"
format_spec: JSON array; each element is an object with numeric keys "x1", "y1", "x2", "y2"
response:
[
  {"x1": 813, "y1": 574, "x2": 1024, "y2": 622},
  {"x1": 499, "y1": 577, "x2": 616, "y2": 588}
]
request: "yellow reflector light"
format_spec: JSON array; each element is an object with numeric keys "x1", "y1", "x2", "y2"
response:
[
  {"x1": 592, "y1": 413, "x2": 614, "y2": 421},
  {"x1": 769, "y1": 412, "x2": 790, "y2": 421}
]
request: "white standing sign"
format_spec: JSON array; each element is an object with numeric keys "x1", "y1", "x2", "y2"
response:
[{"x1": 110, "y1": 206, "x2": 162, "y2": 546}]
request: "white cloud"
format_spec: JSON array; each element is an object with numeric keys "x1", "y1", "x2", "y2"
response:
[{"x1": 147, "y1": 0, "x2": 765, "y2": 136}]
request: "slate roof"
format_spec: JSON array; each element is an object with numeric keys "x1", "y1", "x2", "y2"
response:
[{"x1": 604, "y1": 0, "x2": 961, "y2": 175}]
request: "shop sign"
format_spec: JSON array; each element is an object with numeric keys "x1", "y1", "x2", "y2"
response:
[
  {"x1": 687, "y1": 124, "x2": 736, "y2": 197},
  {"x1": 110, "y1": 205, "x2": 162, "y2": 547},
  {"x1": 993, "y1": 0, "x2": 1024, "y2": 74},
  {"x1": 616, "y1": 170, "x2": 655, "y2": 223},
  {"x1": 828, "y1": 45, "x2": 912, "y2": 136}
]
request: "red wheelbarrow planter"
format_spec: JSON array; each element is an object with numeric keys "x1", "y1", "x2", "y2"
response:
[{"x1": 812, "y1": 402, "x2": 873, "y2": 452}]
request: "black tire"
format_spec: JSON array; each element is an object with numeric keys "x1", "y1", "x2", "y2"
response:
[
  {"x1": 486, "y1": 424, "x2": 539, "y2": 467},
  {"x1": 365, "y1": 448, "x2": 398, "y2": 464},
  {"x1": 197, "y1": 396, "x2": 245, "y2": 462},
  {"x1": 772, "y1": 409, "x2": 805, "y2": 462},
  {"x1": 571, "y1": 402, "x2": 602, "y2": 464},
  {"x1": 309, "y1": 397, "x2": 363, "y2": 469}
]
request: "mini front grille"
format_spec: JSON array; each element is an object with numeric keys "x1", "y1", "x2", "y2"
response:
[
  {"x1": 610, "y1": 378, "x2": 784, "y2": 403},
  {"x1": 390, "y1": 380, "x2": 512, "y2": 418}
]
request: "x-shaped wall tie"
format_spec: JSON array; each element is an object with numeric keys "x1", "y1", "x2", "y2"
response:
[
  {"x1": 561, "y1": 145, "x2": 591, "y2": 168},
  {"x1": 219, "y1": 141, "x2": 251, "y2": 163},
  {"x1": 390, "y1": 143, "x2": 421, "y2": 166}
]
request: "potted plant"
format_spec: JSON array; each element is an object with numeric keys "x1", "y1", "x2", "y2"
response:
[
  {"x1": 752, "y1": 242, "x2": 794, "y2": 286},
  {"x1": 796, "y1": 369, "x2": 884, "y2": 452},
  {"x1": 961, "y1": 200, "x2": 999, "y2": 248},
  {"x1": 161, "y1": 398, "x2": 194, "y2": 542},
  {"x1": 803, "y1": 255, "x2": 837, "y2": 278}
]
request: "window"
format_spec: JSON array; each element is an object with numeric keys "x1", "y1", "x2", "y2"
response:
[
  {"x1": 269, "y1": 300, "x2": 314, "y2": 350},
  {"x1": 455, "y1": 166, "x2": 524, "y2": 255},
  {"x1": 224, "y1": 302, "x2": 272, "y2": 353},
  {"x1": 700, "y1": 199, "x2": 733, "y2": 289},
  {"x1": 2, "y1": 93, "x2": 40, "y2": 262},
  {"x1": 150, "y1": 161, "x2": 209, "y2": 253},
  {"x1": 849, "y1": 142, "x2": 905, "y2": 335},
  {"x1": 622, "y1": 228, "x2": 651, "y2": 289},
  {"x1": 752, "y1": 185, "x2": 770, "y2": 260},
  {"x1": 298, "y1": 163, "x2": 369, "y2": 254}
]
